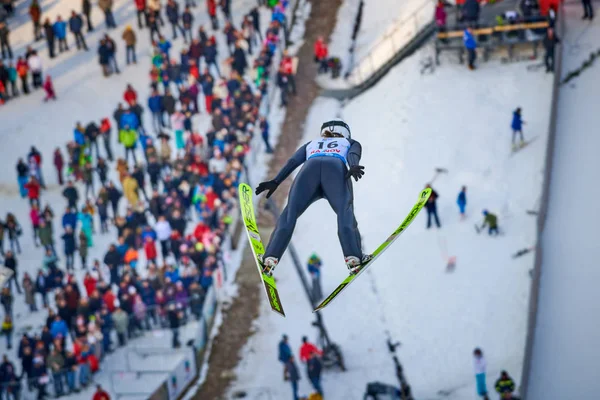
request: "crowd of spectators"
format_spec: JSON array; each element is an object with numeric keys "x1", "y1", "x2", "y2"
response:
[{"x1": 2, "y1": 0, "x2": 294, "y2": 396}]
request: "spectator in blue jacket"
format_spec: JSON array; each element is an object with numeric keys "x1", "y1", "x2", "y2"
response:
[
  {"x1": 278, "y1": 334, "x2": 292, "y2": 380},
  {"x1": 62, "y1": 207, "x2": 77, "y2": 229},
  {"x1": 49, "y1": 315, "x2": 68, "y2": 339},
  {"x1": 463, "y1": 27, "x2": 477, "y2": 70},
  {"x1": 73, "y1": 122, "x2": 86, "y2": 145},
  {"x1": 69, "y1": 11, "x2": 88, "y2": 51},
  {"x1": 511, "y1": 107, "x2": 525, "y2": 149},
  {"x1": 271, "y1": 5, "x2": 287, "y2": 40},
  {"x1": 120, "y1": 108, "x2": 140, "y2": 130},
  {"x1": 53, "y1": 16, "x2": 69, "y2": 52},
  {"x1": 457, "y1": 186, "x2": 467, "y2": 219},
  {"x1": 148, "y1": 90, "x2": 165, "y2": 132},
  {"x1": 157, "y1": 36, "x2": 172, "y2": 58}
]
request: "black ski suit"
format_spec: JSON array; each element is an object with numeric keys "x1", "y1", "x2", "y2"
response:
[{"x1": 264, "y1": 137, "x2": 363, "y2": 260}]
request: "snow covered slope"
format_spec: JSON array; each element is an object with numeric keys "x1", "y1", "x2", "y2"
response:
[
  {"x1": 229, "y1": 50, "x2": 553, "y2": 398},
  {"x1": 527, "y1": 5, "x2": 600, "y2": 400}
]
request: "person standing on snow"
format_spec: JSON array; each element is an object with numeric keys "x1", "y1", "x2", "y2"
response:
[
  {"x1": 425, "y1": 184, "x2": 441, "y2": 229},
  {"x1": 473, "y1": 348, "x2": 489, "y2": 400},
  {"x1": 457, "y1": 186, "x2": 467, "y2": 219},
  {"x1": 69, "y1": 11, "x2": 88, "y2": 51},
  {"x1": 511, "y1": 107, "x2": 525, "y2": 150},
  {"x1": 255, "y1": 119, "x2": 369, "y2": 276},
  {"x1": 463, "y1": 27, "x2": 477, "y2": 70},
  {"x1": 53, "y1": 16, "x2": 68, "y2": 53},
  {"x1": 278, "y1": 334, "x2": 292, "y2": 380}
]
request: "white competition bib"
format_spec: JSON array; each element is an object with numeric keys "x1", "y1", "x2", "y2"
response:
[{"x1": 305, "y1": 138, "x2": 350, "y2": 163}]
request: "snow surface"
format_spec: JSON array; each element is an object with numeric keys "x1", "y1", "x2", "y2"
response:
[
  {"x1": 0, "y1": 0, "x2": 290, "y2": 398},
  {"x1": 527, "y1": 5, "x2": 600, "y2": 400},
  {"x1": 229, "y1": 48, "x2": 554, "y2": 399}
]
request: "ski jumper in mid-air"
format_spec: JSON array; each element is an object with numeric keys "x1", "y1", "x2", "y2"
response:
[{"x1": 255, "y1": 119, "x2": 370, "y2": 277}]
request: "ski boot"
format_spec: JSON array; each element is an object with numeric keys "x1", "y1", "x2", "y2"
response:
[
  {"x1": 258, "y1": 255, "x2": 279, "y2": 277},
  {"x1": 345, "y1": 255, "x2": 373, "y2": 275}
]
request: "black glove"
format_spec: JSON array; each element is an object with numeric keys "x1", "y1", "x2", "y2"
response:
[
  {"x1": 255, "y1": 180, "x2": 279, "y2": 198},
  {"x1": 346, "y1": 165, "x2": 365, "y2": 181}
]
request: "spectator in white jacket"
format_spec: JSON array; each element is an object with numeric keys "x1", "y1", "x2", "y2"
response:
[
  {"x1": 473, "y1": 348, "x2": 489, "y2": 400},
  {"x1": 208, "y1": 149, "x2": 227, "y2": 174},
  {"x1": 27, "y1": 51, "x2": 43, "y2": 89},
  {"x1": 155, "y1": 215, "x2": 172, "y2": 260}
]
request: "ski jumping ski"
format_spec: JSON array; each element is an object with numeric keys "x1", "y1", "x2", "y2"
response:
[
  {"x1": 238, "y1": 183, "x2": 285, "y2": 317},
  {"x1": 314, "y1": 187, "x2": 432, "y2": 312}
]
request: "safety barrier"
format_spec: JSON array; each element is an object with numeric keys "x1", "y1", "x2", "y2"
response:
[
  {"x1": 345, "y1": 0, "x2": 436, "y2": 87},
  {"x1": 519, "y1": 3, "x2": 564, "y2": 399}
]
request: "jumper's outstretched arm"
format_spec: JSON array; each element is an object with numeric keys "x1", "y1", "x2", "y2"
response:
[
  {"x1": 347, "y1": 140, "x2": 362, "y2": 167},
  {"x1": 272, "y1": 143, "x2": 309, "y2": 184}
]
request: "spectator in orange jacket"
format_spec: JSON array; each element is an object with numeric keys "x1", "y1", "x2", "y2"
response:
[
  {"x1": 124, "y1": 248, "x2": 139, "y2": 268},
  {"x1": 299, "y1": 336, "x2": 323, "y2": 363}
]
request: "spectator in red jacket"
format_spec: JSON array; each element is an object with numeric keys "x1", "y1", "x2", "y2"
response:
[
  {"x1": 280, "y1": 50, "x2": 297, "y2": 95},
  {"x1": 103, "y1": 288, "x2": 117, "y2": 312},
  {"x1": 93, "y1": 385, "x2": 111, "y2": 400},
  {"x1": 24, "y1": 177, "x2": 41, "y2": 206},
  {"x1": 144, "y1": 236, "x2": 157, "y2": 264},
  {"x1": 299, "y1": 336, "x2": 323, "y2": 363},
  {"x1": 123, "y1": 84, "x2": 137, "y2": 105},
  {"x1": 207, "y1": 0, "x2": 218, "y2": 29},
  {"x1": 314, "y1": 36, "x2": 329, "y2": 74},
  {"x1": 135, "y1": 0, "x2": 148, "y2": 29},
  {"x1": 83, "y1": 272, "x2": 97, "y2": 297}
]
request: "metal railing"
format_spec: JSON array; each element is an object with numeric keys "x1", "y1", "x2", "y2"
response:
[{"x1": 346, "y1": 0, "x2": 436, "y2": 86}]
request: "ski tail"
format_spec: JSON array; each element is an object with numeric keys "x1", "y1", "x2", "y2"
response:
[{"x1": 238, "y1": 183, "x2": 285, "y2": 317}]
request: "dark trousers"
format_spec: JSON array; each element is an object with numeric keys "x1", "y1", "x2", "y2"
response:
[
  {"x1": 426, "y1": 207, "x2": 441, "y2": 228},
  {"x1": 160, "y1": 240, "x2": 169, "y2": 259},
  {"x1": 105, "y1": 10, "x2": 117, "y2": 28},
  {"x1": 32, "y1": 72, "x2": 43, "y2": 88},
  {"x1": 0, "y1": 38, "x2": 12, "y2": 59},
  {"x1": 545, "y1": 50, "x2": 555, "y2": 72},
  {"x1": 170, "y1": 22, "x2": 185, "y2": 39},
  {"x1": 126, "y1": 45, "x2": 137, "y2": 64},
  {"x1": 583, "y1": 0, "x2": 594, "y2": 18},
  {"x1": 125, "y1": 147, "x2": 137, "y2": 164},
  {"x1": 57, "y1": 37, "x2": 68, "y2": 52},
  {"x1": 137, "y1": 10, "x2": 147, "y2": 28},
  {"x1": 85, "y1": 12, "x2": 94, "y2": 31},
  {"x1": 8, "y1": 80, "x2": 17, "y2": 97},
  {"x1": 33, "y1": 21, "x2": 42, "y2": 40},
  {"x1": 73, "y1": 32, "x2": 88, "y2": 50},
  {"x1": 150, "y1": 26, "x2": 161, "y2": 42},
  {"x1": 47, "y1": 38, "x2": 56, "y2": 58},
  {"x1": 309, "y1": 376, "x2": 323, "y2": 395},
  {"x1": 467, "y1": 48, "x2": 476, "y2": 68},
  {"x1": 265, "y1": 156, "x2": 363, "y2": 260},
  {"x1": 20, "y1": 76, "x2": 29, "y2": 94}
]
